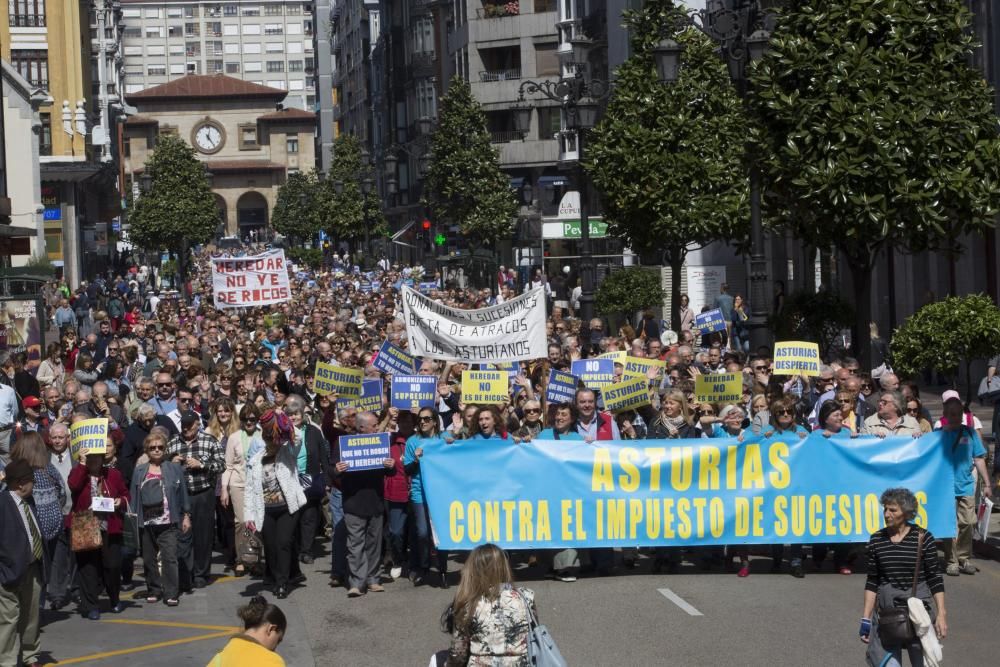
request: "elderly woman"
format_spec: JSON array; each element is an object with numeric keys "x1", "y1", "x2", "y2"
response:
[
  {"x1": 130, "y1": 432, "x2": 190, "y2": 607},
  {"x1": 861, "y1": 488, "x2": 945, "y2": 666},
  {"x1": 36, "y1": 342, "x2": 66, "y2": 390},
  {"x1": 222, "y1": 403, "x2": 263, "y2": 577},
  {"x1": 699, "y1": 404, "x2": 750, "y2": 576},
  {"x1": 283, "y1": 394, "x2": 330, "y2": 564},
  {"x1": 862, "y1": 391, "x2": 922, "y2": 437},
  {"x1": 511, "y1": 399, "x2": 544, "y2": 443},
  {"x1": 244, "y1": 409, "x2": 306, "y2": 599}
]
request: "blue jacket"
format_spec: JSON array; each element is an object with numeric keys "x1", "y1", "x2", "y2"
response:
[
  {"x1": 129, "y1": 461, "x2": 191, "y2": 526},
  {"x1": 0, "y1": 491, "x2": 49, "y2": 586}
]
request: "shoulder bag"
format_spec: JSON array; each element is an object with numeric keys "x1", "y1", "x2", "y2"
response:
[
  {"x1": 70, "y1": 510, "x2": 103, "y2": 551},
  {"x1": 518, "y1": 588, "x2": 567, "y2": 667},
  {"x1": 121, "y1": 497, "x2": 140, "y2": 552},
  {"x1": 876, "y1": 529, "x2": 923, "y2": 647}
]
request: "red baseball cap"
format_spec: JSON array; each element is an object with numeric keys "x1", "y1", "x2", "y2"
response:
[{"x1": 22, "y1": 395, "x2": 42, "y2": 409}]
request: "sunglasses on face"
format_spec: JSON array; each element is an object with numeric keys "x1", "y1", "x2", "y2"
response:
[
  {"x1": 157, "y1": 382, "x2": 173, "y2": 387},
  {"x1": 419, "y1": 415, "x2": 435, "y2": 422},
  {"x1": 754, "y1": 367, "x2": 772, "y2": 373},
  {"x1": 775, "y1": 409, "x2": 793, "y2": 416},
  {"x1": 524, "y1": 408, "x2": 541, "y2": 414},
  {"x1": 147, "y1": 446, "x2": 165, "y2": 452}
]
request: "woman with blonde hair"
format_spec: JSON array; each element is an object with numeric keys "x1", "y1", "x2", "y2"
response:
[{"x1": 441, "y1": 544, "x2": 536, "y2": 666}]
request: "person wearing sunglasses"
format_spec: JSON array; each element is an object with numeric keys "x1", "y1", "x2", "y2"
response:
[
  {"x1": 403, "y1": 408, "x2": 450, "y2": 588},
  {"x1": 130, "y1": 432, "x2": 191, "y2": 607},
  {"x1": 760, "y1": 397, "x2": 810, "y2": 577},
  {"x1": 512, "y1": 400, "x2": 544, "y2": 444},
  {"x1": 222, "y1": 403, "x2": 264, "y2": 578}
]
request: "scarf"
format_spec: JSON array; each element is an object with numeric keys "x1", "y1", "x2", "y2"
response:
[{"x1": 659, "y1": 414, "x2": 688, "y2": 437}]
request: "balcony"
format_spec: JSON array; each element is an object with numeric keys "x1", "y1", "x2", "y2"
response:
[
  {"x1": 476, "y1": 2, "x2": 519, "y2": 19},
  {"x1": 490, "y1": 130, "x2": 522, "y2": 144},
  {"x1": 479, "y1": 68, "x2": 520, "y2": 82},
  {"x1": 9, "y1": 14, "x2": 45, "y2": 27}
]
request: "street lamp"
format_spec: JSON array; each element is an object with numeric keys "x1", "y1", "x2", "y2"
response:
[{"x1": 651, "y1": 0, "x2": 776, "y2": 351}]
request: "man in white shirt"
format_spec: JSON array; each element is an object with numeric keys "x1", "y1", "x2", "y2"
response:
[{"x1": 0, "y1": 380, "x2": 18, "y2": 463}]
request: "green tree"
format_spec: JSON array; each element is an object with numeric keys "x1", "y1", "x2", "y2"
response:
[
  {"x1": 586, "y1": 0, "x2": 749, "y2": 332},
  {"x1": 272, "y1": 170, "x2": 323, "y2": 243},
  {"x1": 891, "y1": 294, "x2": 1000, "y2": 402},
  {"x1": 424, "y1": 76, "x2": 517, "y2": 247},
  {"x1": 750, "y1": 0, "x2": 1000, "y2": 366},
  {"x1": 595, "y1": 268, "x2": 667, "y2": 330},
  {"x1": 321, "y1": 134, "x2": 366, "y2": 244},
  {"x1": 127, "y1": 134, "x2": 218, "y2": 251}
]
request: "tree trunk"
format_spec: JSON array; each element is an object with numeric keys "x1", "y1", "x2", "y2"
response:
[
  {"x1": 849, "y1": 255, "x2": 874, "y2": 368},
  {"x1": 964, "y1": 359, "x2": 973, "y2": 406},
  {"x1": 668, "y1": 246, "x2": 686, "y2": 333}
]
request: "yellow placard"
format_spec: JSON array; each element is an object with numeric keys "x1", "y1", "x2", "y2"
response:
[
  {"x1": 462, "y1": 370, "x2": 509, "y2": 404},
  {"x1": 772, "y1": 341, "x2": 821, "y2": 377},
  {"x1": 70, "y1": 418, "x2": 109, "y2": 460},
  {"x1": 695, "y1": 373, "x2": 743, "y2": 405},
  {"x1": 602, "y1": 377, "x2": 651, "y2": 413},
  {"x1": 313, "y1": 361, "x2": 364, "y2": 397},
  {"x1": 598, "y1": 351, "x2": 626, "y2": 365},
  {"x1": 622, "y1": 356, "x2": 666, "y2": 378}
]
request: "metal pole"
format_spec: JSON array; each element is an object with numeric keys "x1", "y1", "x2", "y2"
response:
[
  {"x1": 577, "y1": 130, "x2": 594, "y2": 325},
  {"x1": 748, "y1": 164, "x2": 769, "y2": 351}
]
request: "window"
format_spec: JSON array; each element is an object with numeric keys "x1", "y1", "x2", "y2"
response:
[
  {"x1": 170, "y1": 63, "x2": 186, "y2": 74},
  {"x1": 266, "y1": 42, "x2": 283, "y2": 52},
  {"x1": 292, "y1": 21, "x2": 305, "y2": 35},
  {"x1": 239, "y1": 124, "x2": 259, "y2": 149},
  {"x1": 185, "y1": 22, "x2": 199, "y2": 36},
  {"x1": 169, "y1": 44, "x2": 185, "y2": 55},
  {"x1": 207, "y1": 59, "x2": 223, "y2": 73},
  {"x1": 288, "y1": 79, "x2": 303, "y2": 90},
  {"x1": 123, "y1": 64, "x2": 143, "y2": 76},
  {"x1": 264, "y1": 3, "x2": 282, "y2": 15},
  {"x1": 243, "y1": 43, "x2": 261, "y2": 53},
  {"x1": 167, "y1": 7, "x2": 183, "y2": 17},
  {"x1": 185, "y1": 41, "x2": 200, "y2": 56},
  {"x1": 535, "y1": 43, "x2": 559, "y2": 76},
  {"x1": 411, "y1": 15, "x2": 434, "y2": 56},
  {"x1": 225, "y1": 62, "x2": 240, "y2": 73},
  {"x1": 286, "y1": 43, "x2": 302, "y2": 56},
  {"x1": 122, "y1": 8, "x2": 140, "y2": 18},
  {"x1": 223, "y1": 4, "x2": 237, "y2": 15},
  {"x1": 123, "y1": 27, "x2": 141, "y2": 38},
  {"x1": 9, "y1": 0, "x2": 46, "y2": 26},
  {"x1": 144, "y1": 7, "x2": 160, "y2": 18},
  {"x1": 207, "y1": 21, "x2": 222, "y2": 35},
  {"x1": 145, "y1": 26, "x2": 163, "y2": 37},
  {"x1": 286, "y1": 134, "x2": 298, "y2": 153},
  {"x1": 288, "y1": 59, "x2": 303, "y2": 72},
  {"x1": 268, "y1": 79, "x2": 286, "y2": 89},
  {"x1": 184, "y1": 5, "x2": 198, "y2": 17},
  {"x1": 533, "y1": 0, "x2": 556, "y2": 11},
  {"x1": 123, "y1": 45, "x2": 142, "y2": 56},
  {"x1": 243, "y1": 24, "x2": 261, "y2": 35},
  {"x1": 186, "y1": 62, "x2": 200, "y2": 74},
  {"x1": 208, "y1": 41, "x2": 224, "y2": 55},
  {"x1": 416, "y1": 78, "x2": 436, "y2": 120},
  {"x1": 158, "y1": 124, "x2": 179, "y2": 137},
  {"x1": 224, "y1": 42, "x2": 239, "y2": 54},
  {"x1": 223, "y1": 23, "x2": 238, "y2": 35},
  {"x1": 267, "y1": 59, "x2": 283, "y2": 73},
  {"x1": 125, "y1": 83, "x2": 144, "y2": 93},
  {"x1": 168, "y1": 25, "x2": 182, "y2": 37},
  {"x1": 147, "y1": 64, "x2": 167, "y2": 76},
  {"x1": 39, "y1": 112, "x2": 51, "y2": 155},
  {"x1": 206, "y1": 4, "x2": 221, "y2": 16},
  {"x1": 147, "y1": 45, "x2": 166, "y2": 56},
  {"x1": 286, "y1": 3, "x2": 301, "y2": 13},
  {"x1": 11, "y1": 50, "x2": 48, "y2": 88},
  {"x1": 244, "y1": 61, "x2": 262, "y2": 72},
  {"x1": 242, "y1": 5, "x2": 260, "y2": 15},
  {"x1": 264, "y1": 23, "x2": 282, "y2": 35},
  {"x1": 537, "y1": 107, "x2": 560, "y2": 140}
]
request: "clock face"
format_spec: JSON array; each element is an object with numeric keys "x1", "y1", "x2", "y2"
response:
[{"x1": 194, "y1": 123, "x2": 223, "y2": 153}]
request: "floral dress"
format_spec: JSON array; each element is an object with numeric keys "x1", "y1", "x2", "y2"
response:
[{"x1": 447, "y1": 586, "x2": 535, "y2": 667}]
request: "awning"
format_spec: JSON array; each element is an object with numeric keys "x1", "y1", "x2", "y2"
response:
[
  {"x1": 538, "y1": 175, "x2": 569, "y2": 188},
  {"x1": 391, "y1": 219, "x2": 415, "y2": 244},
  {"x1": 0, "y1": 224, "x2": 36, "y2": 238}
]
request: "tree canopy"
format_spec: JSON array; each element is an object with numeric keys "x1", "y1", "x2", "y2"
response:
[
  {"x1": 271, "y1": 170, "x2": 323, "y2": 242},
  {"x1": 127, "y1": 134, "x2": 218, "y2": 250},
  {"x1": 750, "y1": 0, "x2": 1000, "y2": 362},
  {"x1": 323, "y1": 134, "x2": 367, "y2": 241},
  {"x1": 423, "y1": 76, "x2": 518, "y2": 246},
  {"x1": 585, "y1": 0, "x2": 749, "y2": 330}
]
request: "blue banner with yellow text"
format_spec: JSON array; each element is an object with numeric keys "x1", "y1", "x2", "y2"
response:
[{"x1": 420, "y1": 432, "x2": 955, "y2": 550}]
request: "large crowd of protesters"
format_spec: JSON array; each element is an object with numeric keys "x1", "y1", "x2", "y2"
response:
[{"x1": 0, "y1": 240, "x2": 995, "y2": 667}]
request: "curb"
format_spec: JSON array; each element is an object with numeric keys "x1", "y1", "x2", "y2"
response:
[{"x1": 973, "y1": 538, "x2": 1000, "y2": 561}]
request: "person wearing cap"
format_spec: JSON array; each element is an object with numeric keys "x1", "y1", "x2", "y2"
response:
[
  {"x1": 936, "y1": 395, "x2": 993, "y2": 576},
  {"x1": 934, "y1": 389, "x2": 986, "y2": 439},
  {"x1": 167, "y1": 411, "x2": 224, "y2": 591},
  {"x1": 861, "y1": 391, "x2": 922, "y2": 437},
  {"x1": 0, "y1": 459, "x2": 47, "y2": 666},
  {"x1": 15, "y1": 396, "x2": 49, "y2": 442}
]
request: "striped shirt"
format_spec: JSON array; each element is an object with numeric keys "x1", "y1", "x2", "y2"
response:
[{"x1": 865, "y1": 526, "x2": 944, "y2": 595}]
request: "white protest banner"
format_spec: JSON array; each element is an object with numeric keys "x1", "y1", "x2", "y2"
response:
[
  {"x1": 211, "y1": 248, "x2": 291, "y2": 309},
  {"x1": 401, "y1": 286, "x2": 547, "y2": 363}
]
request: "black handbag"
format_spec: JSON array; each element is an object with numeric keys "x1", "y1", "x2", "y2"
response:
[{"x1": 877, "y1": 529, "x2": 923, "y2": 647}]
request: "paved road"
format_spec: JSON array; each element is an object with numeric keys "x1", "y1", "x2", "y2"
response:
[{"x1": 34, "y1": 543, "x2": 1000, "y2": 666}]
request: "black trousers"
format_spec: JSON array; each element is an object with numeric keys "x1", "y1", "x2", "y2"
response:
[
  {"x1": 178, "y1": 488, "x2": 216, "y2": 587},
  {"x1": 297, "y1": 497, "x2": 323, "y2": 555},
  {"x1": 217, "y1": 497, "x2": 236, "y2": 567},
  {"x1": 76, "y1": 534, "x2": 122, "y2": 614},
  {"x1": 262, "y1": 506, "x2": 301, "y2": 588}
]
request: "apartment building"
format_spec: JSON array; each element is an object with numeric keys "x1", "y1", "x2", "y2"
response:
[{"x1": 119, "y1": 0, "x2": 317, "y2": 110}]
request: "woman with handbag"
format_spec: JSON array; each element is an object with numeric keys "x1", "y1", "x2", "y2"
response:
[
  {"x1": 860, "y1": 488, "x2": 946, "y2": 666},
  {"x1": 440, "y1": 544, "x2": 538, "y2": 667},
  {"x1": 222, "y1": 403, "x2": 264, "y2": 577},
  {"x1": 283, "y1": 394, "x2": 331, "y2": 565},
  {"x1": 67, "y1": 440, "x2": 130, "y2": 620},
  {"x1": 130, "y1": 432, "x2": 191, "y2": 607},
  {"x1": 244, "y1": 410, "x2": 306, "y2": 599}
]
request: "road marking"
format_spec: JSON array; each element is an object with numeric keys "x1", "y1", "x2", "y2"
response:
[
  {"x1": 52, "y1": 630, "x2": 234, "y2": 664},
  {"x1": 105, "y1": 619, "x2": 241, "y2": 632},
  {"x1": 658, "y1": 588, "x2": 704, "y2": 616}
]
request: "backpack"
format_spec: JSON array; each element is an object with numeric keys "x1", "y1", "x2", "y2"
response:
[{"x1": 140, "y1": 474, "x2": 165, "y2": 518}]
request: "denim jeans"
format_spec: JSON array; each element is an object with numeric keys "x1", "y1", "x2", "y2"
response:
[
  {"x1": 385, "y1": 501, "x2": 408, "y2": 567},
  {"x1": 328, "y1": 488, "x2": 347, "y2": 579},
  {"x1": 409, "y1": 501, "x2": 447, "y2": 574}
]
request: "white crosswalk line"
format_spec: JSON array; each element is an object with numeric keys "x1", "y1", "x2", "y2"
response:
[{"x1": 658, "y1": 588, "x2": 704, "y2": 616}]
